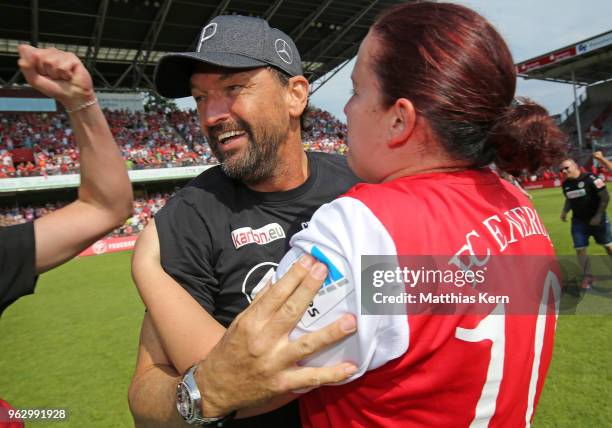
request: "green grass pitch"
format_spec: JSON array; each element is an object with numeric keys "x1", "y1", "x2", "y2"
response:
[{"x1": 0, "y1": 187, "x2": 610, "y2": 427}]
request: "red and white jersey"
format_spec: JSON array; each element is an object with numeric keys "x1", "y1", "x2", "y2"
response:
[{"x1": 275, "y1": 169, "x2": 559, "y2": 428}]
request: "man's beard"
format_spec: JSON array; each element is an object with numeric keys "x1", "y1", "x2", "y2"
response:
[{"x1": 208, "y1": 117, "x2": 287, "y2": 185}]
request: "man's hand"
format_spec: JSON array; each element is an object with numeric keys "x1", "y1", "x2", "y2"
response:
[
  {"x1": 593, "y1": 151, "x2": 605, "y2": 162},
  {"x1": 18, "y1": 45, "x2": 95, "y2": 111},
  {"x1": 196, "y1": 255, "x2": 358, "y2": 418},
  {"x1": 560, "y1": 212, "x2": 567, "y2": 222},
  {"x1": 589, "y1": 214, "x2": 602, "y2": 226}
]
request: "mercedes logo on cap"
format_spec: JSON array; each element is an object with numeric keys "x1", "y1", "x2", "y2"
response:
[{"x1": 274, "y1": 38, "x2": 293, "y2": 64}]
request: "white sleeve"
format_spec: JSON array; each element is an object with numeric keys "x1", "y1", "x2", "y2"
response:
[{"x1": 274, "y1": 196, "x2": 409, "y2": 383}]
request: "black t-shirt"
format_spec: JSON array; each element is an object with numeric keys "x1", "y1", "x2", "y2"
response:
[
  {"x1": 562, "y1": 173, "x2": 607, "y2": 222},
  {"x1": 155, "y1": 151, "x2": 359, "y2": 428},
  {"x1": 0, "y1": 221, "x2": 38, "y2": 316}
]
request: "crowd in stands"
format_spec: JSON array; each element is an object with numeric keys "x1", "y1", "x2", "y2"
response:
[
  {"x1": 4, "y1": 102, "x2": 612, "y2": 241},
  {"x1": 303, "y1": 107, "x2": 348, "y2": 155},
  {"x1": 0, "y1": 104, "x2": 348, "y2": 243},
  {"x1": 0, "y1": 192, "x2": 172, "y2": 238},
  {"x1": 0, "y1": 106, "x2": 348, "y2": 178}
]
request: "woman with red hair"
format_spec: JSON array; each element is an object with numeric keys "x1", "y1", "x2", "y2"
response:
[{"x1": 271, "y1": 3, "x2": 567, "y2": 426}]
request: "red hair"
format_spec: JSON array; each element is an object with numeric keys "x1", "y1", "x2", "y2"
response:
[{"x1": 372, "y1": 2, "x2": 566, "y2": 172}]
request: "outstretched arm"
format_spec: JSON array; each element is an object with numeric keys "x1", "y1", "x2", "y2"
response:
[{"x1": 17, "y1": 45, "x2": 133, "y2": 273}]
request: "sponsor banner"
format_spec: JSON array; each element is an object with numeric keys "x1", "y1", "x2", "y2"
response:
[
  {"x1": 576, "y1": 31, "x2": 612, "y2": 55},
  {"x1": 523, "y1": 179, "x2": 561, "y2": 190},
  {"x1": 0, "y1": 97, "x2": 57, "y2": 112},
  {"x1": 524, "y1": 175, "x2": 612, "y2": 190},
  {"x1": 517, "y1": 30, "x2": 612, "y2": 74},
  {"x1": 0, "y1": 165, "x2": 214, "y2": 192},
  {"x1": 0, "y1": 173, "x2": 80, "y2": 192},
  {"x1": 97, "y1": 92, "x2": 145, "y2": 112},
  {"x1": 79, "y1": 236, "x2": 137, "y2": 257},
  {"x1": 517, "y1": 46, "x2": 577, "y2": 73},
  {"x1": 129, "y1": 165, "x2": 213, "y2": 183}
]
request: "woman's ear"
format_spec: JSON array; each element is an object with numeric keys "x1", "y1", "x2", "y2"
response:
[
  {"x1": 286, "y1": 75, "x2": 309, "y2": 119},
  {"x1": 387, "y1": 98, "x2": 416, "y2": 148}
]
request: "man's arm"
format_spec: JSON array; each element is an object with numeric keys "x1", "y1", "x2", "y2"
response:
[
  {"x1": 560, "y1": 199, "x2": 571, "y2": 222},
  {"x1": 129, "y1": 221, "x2": 357, "y2": 423},
  {"x1": 131, "y1": 219, "x2": 225, "y2": 373},
  {"x1": 593, "y1": 151, "x2": 612, "y2": 171},
  {"x1": 128, "y1": 313, "x2": 189, "y2": 428},
  {"x1": 17, "y1": 45, "x2": 133, "y2": 273},
  {"x1": 591, "y1": 188, "x2": 610, "y2": 225},
  {"x1": 130, "y1": 220, "x2": 293, "y2": 423},
  {"x1": 128, "y1": 314, "x2": 299, "y2": 427},
  {"x1": 129, "y1": 220, "x2": 224, "y2": 425}
]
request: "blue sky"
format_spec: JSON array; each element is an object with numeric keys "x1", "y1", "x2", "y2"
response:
[{"x1": 178, "y1": 1, "x2": 612, "y2": 121}]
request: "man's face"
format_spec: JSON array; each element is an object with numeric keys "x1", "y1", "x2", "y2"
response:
[
  {"x1": 190, "y1": 66, "x2": 290, "y2": 184},
  {"x1": 560, "y1": 160, "x2": 580, "y2": 179}
]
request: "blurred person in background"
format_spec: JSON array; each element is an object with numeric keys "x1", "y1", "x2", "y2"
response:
[
  {"x1": 0, "y1": 45, "x2": 133, "y2": 316},
  {"x1": 593, "y1": 150, "x2": 612, "y2": 171},
  {"x1": 560, "y1": 157, "x2": 612, "y2": 289}
]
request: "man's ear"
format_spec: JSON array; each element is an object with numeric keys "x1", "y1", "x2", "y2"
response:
[
  {"x1": 286, "y1": 75, "x2": 309, "y2": 119},
  {"x1": 387, "y1": 98, "x2": 416, "y2": 148}
]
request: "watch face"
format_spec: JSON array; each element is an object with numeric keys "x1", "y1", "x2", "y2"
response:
[{"x1": 176, "y1": 382, "x2": 193, "y2": 420}]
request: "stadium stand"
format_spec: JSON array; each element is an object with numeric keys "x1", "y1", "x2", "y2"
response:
[
  {"x1": 0, "y1": 192, "x2": 172, "y2": 236},
  {"x1": 560, "y1": 81, "x2": 612, "y2": 152},
  {"x1": 0, "y1": 0, "x2": 398, "y2": 260},
  {"x1": 516, "y1": 29, "x2": 612, "y2": 163},
  {"x1": 0, "y1": 105, "x2": 347, "y2": 239},
  {"x1": 0, "y1": 106, "x2": 347, "y2": 178},
  {"x1": 303, "y1": 107, "x2": 348, "y2": 154}
]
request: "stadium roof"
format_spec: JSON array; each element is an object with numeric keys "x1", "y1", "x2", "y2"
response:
[
  {"x1": 516, "y1": 29, "x2": 612, "y2": 86},
  {"x1": 0, "y1": 0, "x2": 408, "y2": 94}
]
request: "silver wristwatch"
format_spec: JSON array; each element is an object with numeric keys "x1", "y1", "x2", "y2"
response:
[{"x1": 176, "y1": 364, "x2": 235, "y2": 427}]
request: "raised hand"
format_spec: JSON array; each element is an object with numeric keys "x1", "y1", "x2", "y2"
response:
[{"x1": 17, "y1": 45, "x2": 95, "y2": 111}]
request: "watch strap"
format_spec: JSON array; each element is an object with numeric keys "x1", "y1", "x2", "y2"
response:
[{"x1": 178, "y1": 364, "x2": 237, "y2": 427}]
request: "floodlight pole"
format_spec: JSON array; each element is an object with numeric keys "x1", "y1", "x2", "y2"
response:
[{"x1": 571, "y1": 69, "x2": 584, "y2": 150}]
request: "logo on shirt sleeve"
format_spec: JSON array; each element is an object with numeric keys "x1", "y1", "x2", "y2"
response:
[
  {"x1": 594, "y1": 178, "x2": 606, "y2": 189},
  {"x1": 300, "y1": 245, "x2": 354, "y2": 328}
]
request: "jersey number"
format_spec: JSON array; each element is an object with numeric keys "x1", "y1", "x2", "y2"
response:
[{"x1": 454, "y1": 271, "x2": 560, "y2": 427}]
